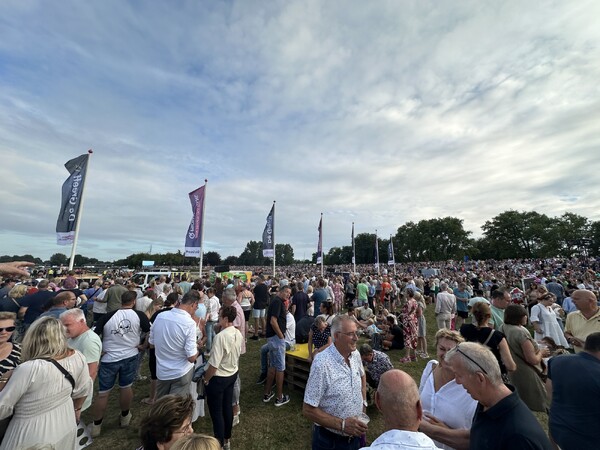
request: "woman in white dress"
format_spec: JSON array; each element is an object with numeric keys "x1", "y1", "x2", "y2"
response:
[
  {"x1": 418, "y1": 329, "x2": 477, "y2": 450},
  {"x1": 530, "y1": 293, "x2": 569, "y2": 348},
  {"x1": 0, "y1": 316, "x2": 92, "y2": 450}
]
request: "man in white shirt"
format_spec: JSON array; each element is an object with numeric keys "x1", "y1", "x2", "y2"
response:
[
  {"x1": 360, "y1": 369, "x2": 441, "y2": 449},
  {"x1": 149, "y1": 290, "x2": 200, "y2": 398},
  {"x1": 92, "y1": 290, "x2": 151, "y2": 437},
  {"x1": 435, "y1": 283, "x2": 456, "y2": 330}
]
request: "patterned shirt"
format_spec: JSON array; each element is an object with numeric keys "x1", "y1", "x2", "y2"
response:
[
  {"x1": 304, "y1": 344, "x2": 365, "y2": 435},
  {"x1": 364, "y1": 350, "x2": 393, "y2": 385},
  {"x1": 311, "y1": 323, "x2": 332, "y2": 350},
  {"x1": 0, "y1": 343, "x2": 21, "y2": 376}
]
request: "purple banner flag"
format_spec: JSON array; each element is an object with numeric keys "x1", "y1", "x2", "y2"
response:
[
  {"x1": 184, "y1": 186, "x2": 205, "y2": 257},
  {"x1": 56, "y1": 154, "x2": 89, "y2": 245},
  {"x1": 262, "y1": 204, "x2": 275, "y2": 257}
]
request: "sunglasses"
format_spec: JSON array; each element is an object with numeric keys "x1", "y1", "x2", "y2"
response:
[
  {"x1": 455, "y1": 344, "x2": 488, "y2": 375},
  {"x1": 0, "y1": 327, "x2": 16, "y2": 333}
]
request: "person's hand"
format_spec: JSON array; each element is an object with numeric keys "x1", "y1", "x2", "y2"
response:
[
  {"x1": 422, "y1": 413, "x2": 450, "y2": 429},
  {"x1": 344, "y1": 416, "x2": 368, "y2": 436},
  {"x1": 0, "y1": 261, "x2": 34, "y2": 277}
]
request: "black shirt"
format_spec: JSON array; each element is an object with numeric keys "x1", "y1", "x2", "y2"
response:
[
  {"x1": 265, "y1": 296, "x2": 286, "y2": 338},
  {"x1": 253, "y1": 283, "x2": 270, "y2": 309},
  {"x1": 470, "y1": 390, "x2": 552, "y2": 450}
]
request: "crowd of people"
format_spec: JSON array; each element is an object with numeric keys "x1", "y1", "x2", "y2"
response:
[{"x1": 0, "y1": 256, "x2": 598, "y2": 449}]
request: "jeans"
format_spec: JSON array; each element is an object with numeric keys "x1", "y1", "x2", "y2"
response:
[
  {"x1": 206, "y1": 321, "x2": 217, "y2": 352},
  {"x1": 312, "y1": 425, "x2": 361, "y2": 450},
  {"x1": 260, "y1": 341, "x2": 291, "y2": 374},
  {"x1": 206, "y1": 372, "x2": 238, "y2": 446}
]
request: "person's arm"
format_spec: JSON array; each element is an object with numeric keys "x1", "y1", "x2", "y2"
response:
[
  {"x1": 307, "y1": 329, "x2": 314, "y2": 360},
  {"x1": 419, "y1": 416, "x2": 470, "y2": 450},
  {"x1": 87, "y1": 361, "x2": 99, "y2": 381},
  {"x1": 545, "y1": 378, "x2": 553, "y2": 404},
  {"x1": 498, "y1": 338, "x2": 517, "y2": 372},
  {"x1": 203, "y1": 363, "x2": 218, "y2": 384},
  {"x1": 290, "y1": 303, "x2": 296, "y2": 316},
  {"x1": 17, "y1": 306, "x2": 28, "y2": 320},
  {"x1": 521, "y1": 338, "x2": 546, "y2": 366},
  {"x1": 270, "y1": 315, "x2": 284, "y2": 339},
  {"x1": 302, "y1": 403, "x2": 368, "y2": 437}
]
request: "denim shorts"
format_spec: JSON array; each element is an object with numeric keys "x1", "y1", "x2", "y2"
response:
[
  {"x1": 267, "y1": 336, "x2": 286, "y2": 372},
  {"x1": 252, "y1": 308, "x2": 266, "y2": 318},
  {"x1": 98, "y1": 355, "x2": 138, "y2": 393}
]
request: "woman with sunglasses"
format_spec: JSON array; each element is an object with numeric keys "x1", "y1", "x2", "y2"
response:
[
  {"x1": 417, "y1": 329, "x2": 477, "y2": 450},
  {"x1": 0, "y1": 312, "x2": 20, "y2": 386}
]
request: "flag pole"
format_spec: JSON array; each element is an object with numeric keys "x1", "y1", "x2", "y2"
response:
[
  {"x1": 352, "y1": 222, "x2": 356, "y2": 274},
  {"x1": 375, "y1": 229, "x2": 380, "y2": 275},
  {"x1": 320, "y1": 212, "x2": 324, "y2": 277},
  {"x1": 199, "y1": 179, "x2": 208, "y2": 278},
  {"x1": 272, "y1": 200, "x2": 276, "y2": 278},
  {"x1": 68, "y1": 149, "x2": 93, "y2": 270},
  {"x1": 390, "y1": 234, "x2": 396, "y2": 276}
]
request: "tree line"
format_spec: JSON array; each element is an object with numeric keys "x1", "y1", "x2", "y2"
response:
[{"x1": 2, "y1": 210, "x2": 598, "y2": 269}]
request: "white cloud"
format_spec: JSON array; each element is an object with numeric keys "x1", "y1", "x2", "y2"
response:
[{"x1": 1, "y1": 0, "x2": 599, "y2": 261}]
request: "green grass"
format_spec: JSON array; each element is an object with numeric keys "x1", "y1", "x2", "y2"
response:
[{"x1": 83, "y1": 305, "x2": 547, "y2": 449}]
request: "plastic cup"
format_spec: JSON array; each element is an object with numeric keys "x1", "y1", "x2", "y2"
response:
[{"x1": 356, "y1": 412, "x2": 370, "y2": 425}]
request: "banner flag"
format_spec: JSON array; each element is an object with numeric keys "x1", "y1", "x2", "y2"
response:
[
  {"x1": 184, "y1": 185, "x2": 205, "y2": 257},
  {"x1": 351, "y1": 222, "x2": 355, "y2": 264},
  {"x1": 388, "y1": 235, "x2": 395, "y2": 265},
  {"x1": 56, "y1": 154, "x2": 90, "y2": 245},
  {"x1": 316, "y1": 217, "x2": 323, "y2": 264},
  {"x1": 262, "y1": 204, "x2": 275, "y2": 257}
]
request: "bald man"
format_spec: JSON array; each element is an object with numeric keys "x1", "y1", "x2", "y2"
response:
[
  {"x1": 360, "y1": 369, "x2": 441, "y2": 449},
  {"x1": 564, "y1": 289, "x2": 600, "y2": 353}
]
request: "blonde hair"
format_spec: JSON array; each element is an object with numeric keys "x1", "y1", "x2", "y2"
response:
[
  {"x1": 21, "y1": 317, "x2": 68, "y2": 362},
  {"x1": 9, "y1": 284, "x2": 28, "y2": 300},
  {"x1": 434, "y1": 328, "x2": 464, "y2": 346},
  {"x1": 170, "y1": 434, "x2": 221, "y2": 450},
  {"x1": 0, "y1": 312, "x2": 16, "y2": 322}
]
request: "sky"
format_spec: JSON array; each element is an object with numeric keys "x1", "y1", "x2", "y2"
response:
[{"x1": 1, "y1": 0, "x2": 599, "y2": 263}]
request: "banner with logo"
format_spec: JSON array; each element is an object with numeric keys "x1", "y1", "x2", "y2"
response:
[
  {"x1": 262, "y1": 204, "x2": 275, "y2": 257},
  {"x1": 316, "y1": 217, "x2": 323, "y2": 264},
  {"x1": 56, "y1": 154, "x2": 90, "y2": 245},
  {"x1": 184, "y1": 185, "x2": 205, "y2": 257}
]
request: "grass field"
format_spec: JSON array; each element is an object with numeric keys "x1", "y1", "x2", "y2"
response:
[{"x1": 82, "y1": 305, "x2": 548, "y2": 449}]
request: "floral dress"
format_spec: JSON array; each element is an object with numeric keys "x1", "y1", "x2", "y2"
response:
[
  {"x1": 401, "y1": 298, "x2": 419, "y2": 350},
  {"x1": 332, "y1": 282, "x2": 344, "y2": 310}
]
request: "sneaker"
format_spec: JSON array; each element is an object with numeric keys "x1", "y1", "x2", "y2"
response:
[
  {"x1": 223, "y1": 442, "x2": 231, "y2": 450},
  {"x1": 263, "y1": 391, "x2": 275, "y2": 403},
  {"x1": 274, "y1": 394, "x2": 290, "y2": 407},
  {"x1": 120, "y1": 411, "x2": 132, "y2": 427},
  {"x1": 90, "y1": 422, "x2": 102, "y2": 438},
  {"x1": 232, "y1": 413, "x2": 240, "y2": 427},
  {"x1": 250, "y1": 335, "x2": 259, "y2": 341},
  {"x1": 256, "y1": 373, "x2": 267, "y2": 384}
]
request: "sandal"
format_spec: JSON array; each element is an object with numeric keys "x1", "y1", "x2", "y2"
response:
[
  {"x1": 141, "y1": 398, "x2": 155, "y2": 406},
  {"x1": 399, "y1": 356, "x2": 412, "y2": 363}
]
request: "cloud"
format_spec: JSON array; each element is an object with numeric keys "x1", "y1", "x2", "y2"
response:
[{"x1": 0, "y1": 0, "x2": 599, "y2": 261}]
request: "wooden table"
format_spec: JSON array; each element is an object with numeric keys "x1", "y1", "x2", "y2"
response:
[{"x1": 285, "y1": 343, "x2": 311, "y2": 392}]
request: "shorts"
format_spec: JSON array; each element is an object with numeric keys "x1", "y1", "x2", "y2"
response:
[
  {"x1": 98, "y1": 355, "x2": 138, "y2": 393},
  {"x1": 252, "y1": 308, "x2": 266, "y2": 319},
  {"x1": 457, "y1": 311, "x2": 468, "y2": 319},
  {"x1": 243, "y1": 309, "x2": 251, "y2": 322},
  {"x1": 267, "y1": 335, "x2": 286, "y2": 372}
]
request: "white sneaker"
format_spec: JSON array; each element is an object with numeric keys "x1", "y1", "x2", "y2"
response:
[
  {"x1": 232, "y1": 414, "x2": 239, "y2": 427},
  {"x1": 91, "y1": 422, "x2": 102, "y2": 437},
  {"x1": 120, "y1": 411, "x2": 132, "y2": 427}
]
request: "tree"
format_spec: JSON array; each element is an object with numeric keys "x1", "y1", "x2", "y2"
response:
[
  {"x1": 203, "y1": 251, "x2": 222, "y2": 266},
  {"x1": 238, "y1": 240, "x2": 269, "y2": 266},
  {"x1": 325, "y1": 246, "x2": 353, "y2": 265},
  {"x1": 275, "y1": 244, "x2": 295, "y2": 266},
  {"x1": 481, "y1": 210, "x2": 553, "y2": 259},
  {"x1": 223, "y1": 255, "x2": 239, "y2": 266},
  {"x1": 49, "y1": 253, "x2": 69, "y2": 266},
  {"x1": 549, "y1": 212, "x2": 591, "y2": 257}
]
